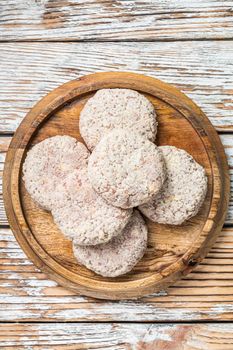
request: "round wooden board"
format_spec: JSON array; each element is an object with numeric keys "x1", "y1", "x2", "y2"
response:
[{"x1": 3, "y1": 72, "x2": 230, "y2": 300}]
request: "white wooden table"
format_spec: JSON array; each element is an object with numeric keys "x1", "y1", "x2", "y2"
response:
[{"x1": 0, "y1": 1, "x2": 233, "y2": 348}]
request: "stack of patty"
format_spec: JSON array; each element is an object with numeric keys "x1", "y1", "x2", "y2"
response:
[{"x1": 23, "y1": 89, "x2": 207, "y2": 277}]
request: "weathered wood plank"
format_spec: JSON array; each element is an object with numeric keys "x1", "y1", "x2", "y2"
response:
[
  {"x1": 0, "y1": 41, "x2": 233, "y2": 133},
  {"x1": 1, "y1": 323, "x2": 233, "y2": 349},
  {"x1": 1, "y1": 134, "x2": 231, "y2": 226},
  {"x1": 1, "y1": 227, "x2": 233, "y2": 321},
  {"x1": 0, "y1": 136, "x2": 10, "y2": 225},
  {"x1": 0, "y1": 0, "x2": 233, "y2": 41}
]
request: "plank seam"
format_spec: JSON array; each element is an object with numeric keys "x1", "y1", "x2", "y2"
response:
[
  {"x1": 1, "y1": 320, "x2": 233, "y2": 324},
  {"x1": 0, "y1": 38, "x2": 233, "y2": 43}
]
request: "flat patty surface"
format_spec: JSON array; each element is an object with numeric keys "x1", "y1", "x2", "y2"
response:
[
  {"x1": 88, "y1": 129, "x2": 166, "y2": 209},
  {"x1": 80, "y1": 88, "x2": 157, "y2": 151},
  {"x1": 139, "y1": 146, "x2": 208, "y2": 225},
  {"x1": 73, "y1": 210, "x2": 148, "y2": 277},
  {"x1": 23, "y1": 135, "x2": 89, "y2": 211},
  {"x1": 52, "y1": 168, "x2": 132, "y2": 245}
]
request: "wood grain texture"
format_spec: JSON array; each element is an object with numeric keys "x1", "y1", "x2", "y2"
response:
[
  {"x1": 0, "y1": 0, "x2": 233, "y2": 342},
  {"x1": 3, "y1": 72, "x2": 229, "y2": 299},
  {"x1": 0, "y1": 0, "x2": 233, "y2": 41},
  {"x1": 1, "y1": 323, "x2": 233, "y2": 349},
  {"x1": 0, "y1": 41, "x2": 233, "y2": 133},
  {"x1": 0, "y1": 136, "x2": 10, "y2": 225},
  {"x1": 1, "y1": 134, "x2": 233, "y2": 226},
  {"x1": 2, "y1": 228, "x2": 233, "y2": 322}
]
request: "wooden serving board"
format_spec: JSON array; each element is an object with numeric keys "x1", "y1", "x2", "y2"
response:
[{"x1": 3, "y1": 72, "x2": 230, "y2": 300}]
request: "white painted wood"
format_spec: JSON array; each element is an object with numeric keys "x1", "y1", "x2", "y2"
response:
[
  {"x1": 1, "y1": 227, "x2": 233, "y2": 322},
  {"x1": 1, "y1": 323, "x2": 233, "y2": 349},
  {"x1": 0, "y1": 0, "x2": 232, "y2": 335},
  {"x1": 0, "y1": 0, "x2": 233, "y2": 41},
  {"x1": 0, "y1": 40, "x2": 232, "y2": 325},
  {"x1": 0, "y1": 42, "x2": 233, "y2": 133}
]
